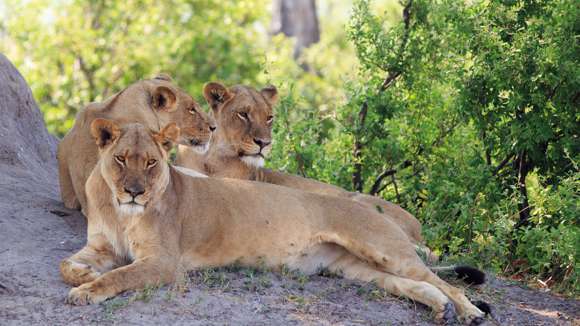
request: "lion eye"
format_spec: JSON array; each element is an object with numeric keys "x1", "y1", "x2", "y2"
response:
[
  {"x1": 189, "y1": 108, "x2": 197, "y2": 115},
  {"x1": 147, "y1": 159, "x2": 157, "y2": 168},
  {"x1": 237, "y1": 112, "x2": 249, "y2": 121},
  {"x1": 114, "y1": 155, "x2": 125, "y2": 165}
]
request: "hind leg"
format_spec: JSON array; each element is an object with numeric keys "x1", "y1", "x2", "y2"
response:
[
  {"x1": 290, "y1": 244, "x2": 455, "y2": 322},
  {"x1": 355, "y1": 244, "x2": 483, "y2": 324},
  {"x1": 348, "y1": 195, "x2": 439, "y2": 264},
  {"x1": 351, "y1": 193, "x2": 423, "y2": 244},
  {"x1": 415, "y1": 269, "x2": 485, "y2": 325},
  {"x1": 350, "y1": 194, "x2": 440, "y2": 263},
  {"x1": 313, "y1": 231, "x2": 484, "y2": 324},
  {"x1": 415, "y1": 244, "x2": 440, "y2": 264},
  {"x1": 325, "y1": 249, "x2": 456, "y2": 323}
]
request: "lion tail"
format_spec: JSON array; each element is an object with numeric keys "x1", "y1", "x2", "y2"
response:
[{"x1": 430, "y1": 265, "x2": 486, "y2": 285}]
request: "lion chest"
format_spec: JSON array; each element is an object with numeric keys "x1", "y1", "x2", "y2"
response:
[{"x1": 95, "y1": 214, "x2": 142, "y2": 262}]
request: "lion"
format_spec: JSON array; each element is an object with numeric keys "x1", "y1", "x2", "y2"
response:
[
  {"x1": 57, "y1": 74, "x2": 215, "y2": 213},
  {"x1": 59, "y1": 120, "x2": 486, "y2": 325},
  {"x1": 174, "y1": 83, "x2": 425, "y2": 249}
]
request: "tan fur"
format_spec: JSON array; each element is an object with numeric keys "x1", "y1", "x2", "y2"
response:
[
  {"x1": 58, "y1": 75, "x2": 215, "y2": 212},
  {"x1": 175, "y1": 83, "x2": 426, "y2": 250},
  {"x1": 61, "y1": 121, "x2": 484, "y2": 324}
]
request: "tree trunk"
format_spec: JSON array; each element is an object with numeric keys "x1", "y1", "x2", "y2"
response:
[
  {"x1": 352, "y1": 101, "x2": 368, "y2": 192},
  {"x1": 350, "y1": 0, "x2": 413, "y2": 195},
  {"x1": 515, "y1": 150, "x2": 531, "y2": 228},
  {"x1": 271, "y1": 0, "x2": 320, "y2": 60}
]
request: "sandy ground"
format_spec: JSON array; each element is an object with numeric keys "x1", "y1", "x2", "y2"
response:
[{"x1": 0, "y1": 54, "x2": 578, "y2": 326}]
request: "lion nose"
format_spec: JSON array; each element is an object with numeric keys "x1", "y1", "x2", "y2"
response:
[
  {"x1": 253, "y1": 138, "x2": 271, "y2": 149},
  {"x1": 209, "y1": 125, "x2": 217, "y2": 132},
  {"x1": 124, "y1": 185, "x2": 144, "y2": 198}
]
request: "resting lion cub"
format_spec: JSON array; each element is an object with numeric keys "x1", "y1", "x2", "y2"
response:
[
  {"x1": 175, "y1": 83, "x2": 424, "y2": 246},
  {"x1": 60, "y1": 120, "x2": 485, "y2": 325},
  {"x1": 58, "y1": 75, "x2": 215, "y2": 212}
]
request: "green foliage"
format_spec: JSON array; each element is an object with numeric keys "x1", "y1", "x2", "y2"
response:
[
  {"x1": 2, "y1": 0, "x2": 267, "y2": 136},
  {"x1": 268, "y1": 0, "x2": 578, "y2": 295},
  {"x1": 460, "y1": 0, "x2": 579, "y2": 181},
  {"x1": 2, "y1": 0, "x2": 577, "y2": 295},
  {"x1": 519, "y1": 172, "x2": 579, "y2": 294}
]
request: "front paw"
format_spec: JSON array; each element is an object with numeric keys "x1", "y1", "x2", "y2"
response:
[
  {"x1": 60, "y1": 260, "x2": 101, "y2": 286},
  {"x1": 66, "y1": 284, "x2": 108, "y2": 305}
]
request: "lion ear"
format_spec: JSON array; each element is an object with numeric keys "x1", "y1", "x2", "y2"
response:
[
  {"x1": 260, "y1": 85, "x2": 278, "y2": 106},
  {"x1": 203, "y1": 82, "x2": 232, "y2": 112},
  {"x1": 153, "y1": 73, "x2": 173, "y2": 82},
  {"x1": 90, "y1": 118, "x2": 120, "y2": 149},
  {"x1": 154, "y1": 123, "x2": 180, "y2": 153},
  {"x1": 152, "y1": 86, "x2": 177, "y2": 112}
]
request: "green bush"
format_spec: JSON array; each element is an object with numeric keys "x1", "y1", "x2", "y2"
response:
[
  {"x1": 517, "y1": 172, "x2": 579, "y2": 295},
  {"x1": 269, "y1": 0, "x2": 578, "y2": 295}
]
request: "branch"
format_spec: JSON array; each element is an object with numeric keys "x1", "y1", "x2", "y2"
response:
[
  {"x1": 391, "y1": 173, "x2": 401, "y2": 203},
  {"x1": 89, "y1": 0, "x2": 106, "y2": 30},
  {"x1": 379, "y1": 0, "x2": 412, "y2": 92},
  {"x1": 572, "y1": 90, "x2": 580, "y2": 106},
  {"x1": 482, "y1": 131, "x2": 492, "y2": 166},
  {"x1": 382, "y1": 0, "x2": 413, "y2": 83},
  {"x1": 101, "y1": 15, "x2": 134, "y2": 99},
  {"x1": 352, "y1": 101, "x2": 369, "y2": 192},
  {"x1": 369, "y1": 160, "x2": 413, "y2": 196},
  {"x1": 492, "y1": 153, "x2": 514, "y2": 176},
  {"x1": 380, "y1": 71, "x2": 402, "y2": 92},
  {"x1": 295, "y1": 152, "x2": 307, "y2": 177},
  {"x1": 351, "y1": 0, "x2": 414, "y2": 192},
  {"x1": 76, "y1": 55, "x2": 97, "y2": 100},
  {"x1": 431, "y1": 119, "x2": 459, "y2": 148},
  {"x1": 375, "y1": 180, "x2": 394, "y2": 195},
  {"x1": 369, "y1": 168, "x2": 397, "y2": 195},
  {"x1": 401, "y1": 0, "x2": 413, "y2": 43},
  {"x1": 547, "y1": 80, "x2": 562, "y2": 101},
  {"x1": 515, "y1": 150, "x2": 531, "y2": 228}
]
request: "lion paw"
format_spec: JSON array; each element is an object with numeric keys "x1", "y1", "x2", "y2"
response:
[
  {"x1": 460, "y1": 310, "x2": 486, "y2": 326},
  {"x1": 451, "y1": 298, "x2": 488, "y2": 326},
  {"x1": 60, "y1": 260, "x2": 101, "y2": 286},
  {"x1": 437, "y1": 302, "x2": 457, "y2": 325},
  {"x1": 468, "y1": 316, "x2": 486, "y2": 326},
  {"x1": 66, "y1": 284, "x2": 107, "y2": 306}
]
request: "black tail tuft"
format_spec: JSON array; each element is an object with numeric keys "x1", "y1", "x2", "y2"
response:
[
  {"x1": 454, "y1": 265, "x2": 486, "y2": 285},
  {"x1": 472, "y1": 300, "x2": 492, "y2": 315}
]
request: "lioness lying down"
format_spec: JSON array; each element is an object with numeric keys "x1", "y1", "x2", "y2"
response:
[
  {"x1": 175, "y1": 82, "x2": 424, "y2": 247},
  {"x1": 58, "y1": 74, "x2": 215, "y2": 212},
  {"x1": 61, "y1": 120, "x2": 486, "y2": 325}
]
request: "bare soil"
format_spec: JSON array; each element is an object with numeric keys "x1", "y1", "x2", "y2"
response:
[{"x1": 0, "y1": 54, "x2": 578, "y2": 326}]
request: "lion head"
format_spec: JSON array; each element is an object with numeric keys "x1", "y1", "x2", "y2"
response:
[
  {"x1": 203, "y1": 82, "x2": 278, "y2": 167},
  {"x1": 141, "y1": 74, "x2": 215, "y2": 153},
  {"x1": 90, "y1": 118, "x2": 177, "y2": 217}
]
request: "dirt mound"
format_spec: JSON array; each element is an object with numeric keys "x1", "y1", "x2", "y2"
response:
[
  {"x1": 0, "y1": 54, "x2": 57, "y2": 171},
  {"x1": 0, "y1": 54, "x2": 577, "y2": 325}
]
